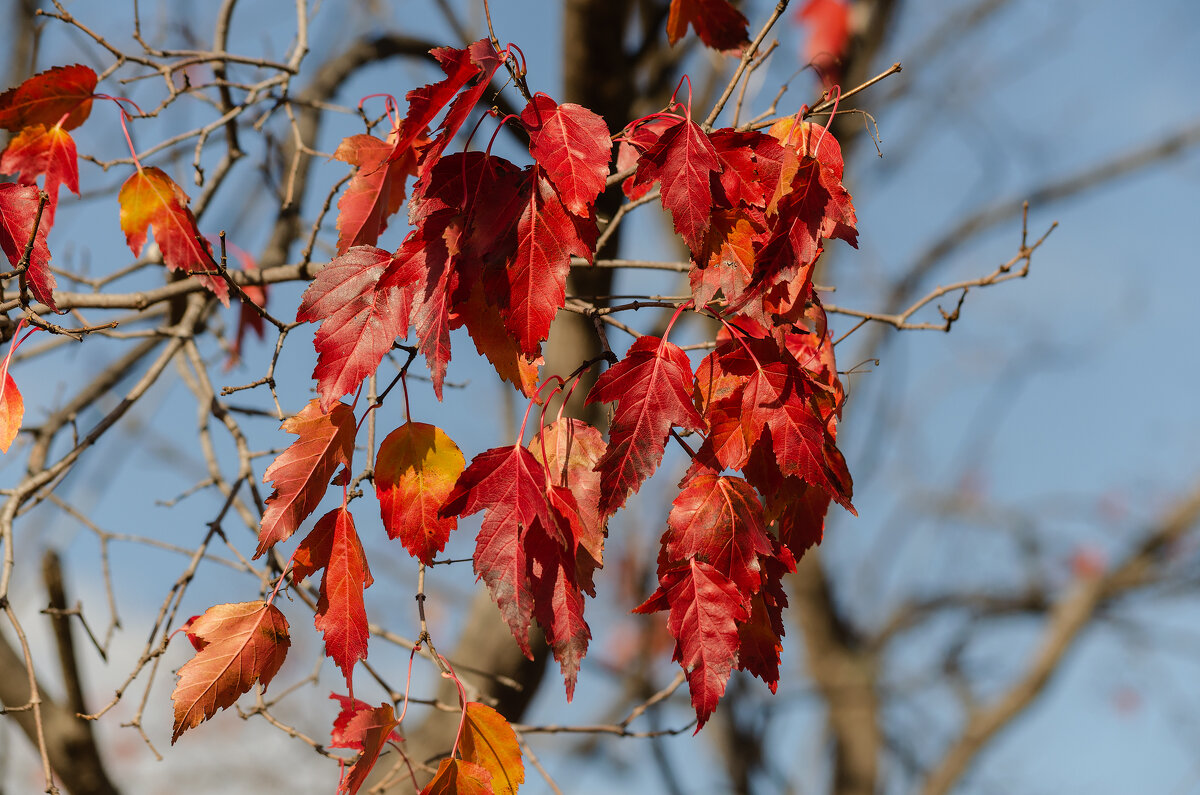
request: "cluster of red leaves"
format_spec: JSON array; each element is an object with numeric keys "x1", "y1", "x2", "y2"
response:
[
  {"x1": 159, "y1": 7, "x2": 861, "y2": 781},
  {"x1": 298, "y1": 39, "x2": 611, "y2": 407},
  {"x1": 0, "y1": 63, "x2": 95, "y2": 310}
]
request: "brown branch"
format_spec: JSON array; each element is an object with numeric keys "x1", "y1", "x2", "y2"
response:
[{"x1": 919, "y1": 481, "x2": 1200, "y2": 795}]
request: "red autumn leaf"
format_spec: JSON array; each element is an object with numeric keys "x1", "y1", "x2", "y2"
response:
[
  {"x1": 439, "y1": 444, "x2": 556, "y2": 654},
  {"x1": 119, "y1": 166, "x2": 229, "y2": 304},
  {"x1": 740, "y1": 362, "x2": 853, "y2": 510},
  {"x1": 333, "y1": 132, "x2": 420, "y2": 254},
  {"x1": 634, "y1": 559, "x2": 748, "y2": 729},
  {"x1": 296, "y1": 245, "x2": 418, "y2": 412},
  {"x1": 305, "y1": 507, "x2": 373, "y2": 684},
  {"x1": 520, "y1": 93, "x2": 611, "y2": 215},
  {"x1": 663, "y1": 474, "x2": 774, "y2": 597},
  {"x1": 421, "y1": 759, "x2": 493, "y2": 795},
  {"x1": 374, "y1": 421, "x2": 465, "y2": 564},
  {"x1": 690, "y1": 208, "x2": 762, "y2": 309},
  {"x1": 707, "y1": 128, "x2": 790, "y2": 211},
  {"x1": 585, "y1": 335, "x2": 705, "y2": 516},
  {"x1": 735, "y1": 549, "x2": 791, "y2": 690},
  {"x1": 170, "y1": 600, "x2": 290, "y2": 743},
  {"x1": 0, "y1": 371, "x2": 23, "y2": 454},
  {"x1": 0, "y1": 183, "x2": 55, "y2": 309},
  {"x1": 456, "y1": 280, "x2": 542, "y2": 398},
  {"x1": 331, "y1": 698, "x2": 402, "y2": 795},
  {"x1": 256, "y1": 399, "x2": 357, "y2": 557},
  {"x1": 797, "y1": 0, "x2": 852, "y2": 84},
  {"x1": 665, "y1": 0, "x2": 750, "y2": 51},
  {"x1": 0, "y1": 64, "x2": 96, "y2": 132},
  {"x1": 528, "y1": 418, "x2": 607, "y2": 583},
  {"x1": 400, "y1": 219, "x2": 456, "y2": 399},
  {"x1": 500, "y1": 170, "x2": 590, "y2": 356},
  {"x1": 391, "y1": 40, "x2": 500, "y2": 170},
  {"x1": 225, "y1": 246, "x2": 267, "y2": 369},
  {"x1": 617, "y1": 116, "x2": 676, "y2": 200},
  {"x1": 629, "y1": 116, "x2": 722, "y2": 255},
  {"x1": 458, "y1": 702, "x2": 525, "y2": 795},
  {"x1": 527, "y1": 516, "x2": 592, "y2": 698},
  {"x1": 1, "y1": 123, "x2": 80, "y2": 205}
]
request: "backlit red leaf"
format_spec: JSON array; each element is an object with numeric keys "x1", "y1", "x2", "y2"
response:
[
  {"x1": 310, "y1": 507, "x2": 373, "y2": 684},
  {"x1": 586, "y1": 335, "x2": 705, "y2": 516},
  {"x1": 629, "y1": 117, "x2": 721, "y2": 254},
  {"x1": 256, "y1": 400, "x2": 356, "y2": 557},
  {"x1": 333, "y1": 132, "x2": 420, "y2": 254},
  {"x1": 0, "y1": 183, "x2": 54, "y2": 309},
  {"x1": 0, "y1": 64, "x2": 96, "y2": 131},
  {"x1": 456, "y1": 280, "x2": 542, "y2": 398},
  {"x1": 170, "y1": 601, "x2": 290, "y2": 743},
  {"x1": 1, "y1": 123, "x2": 80, "y2": 202},
  {"x1": 119, "y1": 166, "x2": 229, "y2": 304},
  {"x1": 374, "y1": 421, "x2": 465, "y2": 564},
  {"x1": 333, "y1": 698, "x2": 402, "y2": 795},
  {"x1": 521, "y1": 93, "x2": 611, "y2": 215},
  {"x1": 666, "y1": 0, "x2": 750, "y2": 50},
  {"x1": 440, "y1": 444, "x2": 557, "y2": 655},
  {"x1": 296, "y1": 245, "x2": 417, "y2": 412},
  {"x1": 634, "y1": 559, "x2": 747, "y2": 729}
]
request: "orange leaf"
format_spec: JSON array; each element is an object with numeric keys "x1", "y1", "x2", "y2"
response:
[
  {"x1": 375, "y1": 421, "x2": 465, "y2": 564},
  {"x1": 0, "y1": 64, "x2": 96, "y2": 132},
  {"x1": 170, "y1": 601, "x2": 290, "y2": 743},
  {"x1": 256, "y1": 399, "x2": 357, "y2": 557},
  {"x1": 333, "y1": 132, "x2": 421, "y2": 254},
  {"x1": 119, "y1": 166, "x2": 229, "y2": 304},
  {"x1": 0, "y1": 372, "x2": 23, "y2": 454},
  {"x1": 459, "y1": 702, "x2": 525, "y2": 795},
  {"x1": 421, "y1": 759, "x2": 493, "y2": 795},
  {"x1": 455, "y1": 280, "x2": 542, "y2": 398}
]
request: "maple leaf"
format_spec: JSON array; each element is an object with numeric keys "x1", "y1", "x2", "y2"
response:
[
  {"x1": 527, "y1": 517, "x2": 591, "y2": 698},
  {"x1": 585, "y1": 335, "x2": 705, "y2": 516},
  {"x1": 664, "y1": 474, "x2": 774, "y2": 597},
  {"x1": 329, "y1": 697, "x2": 402, "y2": 795},
  {"x1": 634, "y1": 559, "x2": 748, "y2": 729},
  {"x1": 374, "y1": 421, "x2": 465, "y2": 564},
  {"x1": 256, "y1": 399, "x2": 356, "y2": 557},
  {"x1": 0, "y1": 123, "x2": 80, "y2": 209},
  {"x1": 797, "y1": 0, "x2": 852, "y2": 85},
  {"x1": 119, "y1": 166, "x2": 230, "y2": 304},
  {"x1": 528, "y1": 418, "x2": 607, "y2": 586},
  {"x1": 296, "y1": 245, "x2": 417, "y2": 412},
  {"x1": 735, "y1": 548, "x2": 791, "y2": 690},
  {"x1": 304, "y1": 507, "x2": 374, "y2": 684},
  {"x1": 390, "y1": 40, "x2": 500, "y2": 169},
  {"x1": 690, "y1": 208, "x2": 761, "y2": 309},
  {"x1": 421, "y1": 759, "x2": 493, "y2": 795},
  {"x1": 499, "y1": 170, "x2": 591, "y2": 356},
  {"x1": 666, "y1": 0, "x2": 750, "y2": 51},
  {"x1": 0, "y1": 64, "x2": 96, "y2": 132},
  {"x1": 0, "y1": 183, "x2": 54, "y2": 309},
  {"x1": 0, "y1": 371, "x2": 23, "y2": 454},
  {"x1": 455, "y1": 280, "x2": 542, "y2": 398},
  {"x1": 617, "y1": 117, "x2": 675, "y2": 201},
  {"x1": 520, "y1": 93, "x2": 611, "y2": 215},
  {"x1": 333, "y1": 132, "x2": 420, "y2": 254},
  {"x1": 439, "y1": 444, "x2": 557, "y2": 655},
  {"x1": 629, "y1": 116, "x2": 722, "y2": 255},
  {"x1": 170, "y1": 601, "x2": 290, "y2": 743},
  {"x1": 458, "y1": 702, "x2": 525, "y2": 795},
  {"x1": 741, "y1": 362, "x2": 853, "y2": 510}
]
